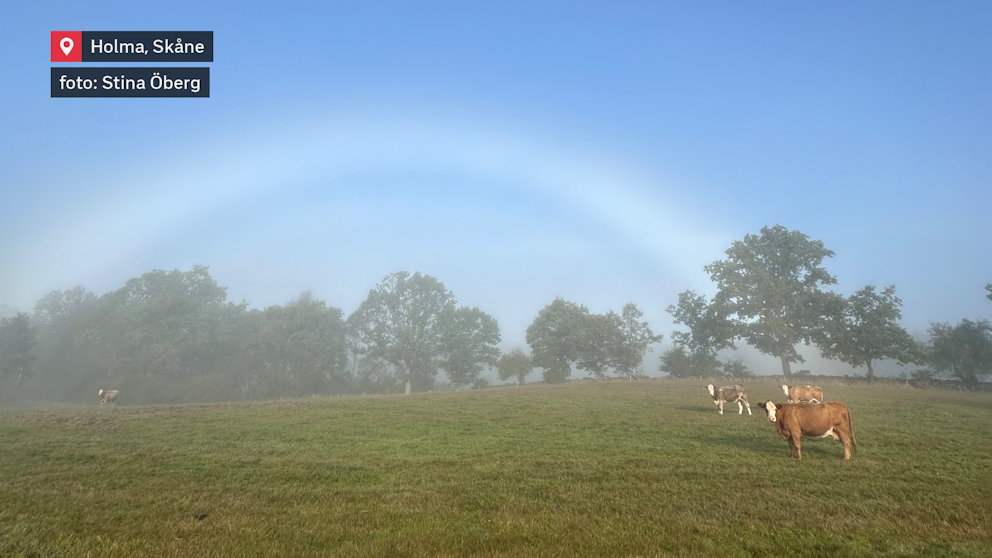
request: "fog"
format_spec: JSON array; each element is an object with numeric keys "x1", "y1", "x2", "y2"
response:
[{"x1": 2, "y1": 3, "x2": 990, "y2": 402}]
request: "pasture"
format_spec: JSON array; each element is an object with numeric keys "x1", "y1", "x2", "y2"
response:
[{"x1": 1, "y1": 380, "x2": 990, "y2": 557}]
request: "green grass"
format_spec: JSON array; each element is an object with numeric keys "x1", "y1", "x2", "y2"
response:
[{"x1": 1, "y1": 381, "x2": 990, "y2": 557}]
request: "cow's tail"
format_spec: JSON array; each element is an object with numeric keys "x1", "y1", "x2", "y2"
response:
[{"x1": 847, "y1": 406, "x2": 858, "y2": 454}]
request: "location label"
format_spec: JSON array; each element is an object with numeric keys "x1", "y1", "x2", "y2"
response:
[{"x1": 49, "y1": 31, "x2": 213, "y2": 62}]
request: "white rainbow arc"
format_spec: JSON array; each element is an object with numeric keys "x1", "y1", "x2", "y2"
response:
[{"x1": 26, "y1": 112, "x2": 726, "y2": 298}]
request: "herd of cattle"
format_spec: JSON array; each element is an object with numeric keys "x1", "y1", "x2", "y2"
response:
[
  {"x1": 95, "y1": 383, "x2": 856, "y2": 460},
  {"x1": 707, "y1": 383, "x2": 857, "y2": 460}
]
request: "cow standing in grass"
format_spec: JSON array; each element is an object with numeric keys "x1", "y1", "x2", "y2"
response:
[
  {"x1": 98, "y1": 389, "x2": 119, "y2": 407},
  {"x1": 706, "y1": 384, "x2": 751, "y2": 415},
  {"x1": 757, "y1": 401, "x2": 857, "y2": 460},
  {"x1": 781, "y1": 384, "x2": 824, "y2": 403}
]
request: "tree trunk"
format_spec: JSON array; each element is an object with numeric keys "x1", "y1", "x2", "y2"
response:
[
  {"x1": 404, "y1": 363, "x2": 412, "y2": 395},
  {"x1": 780, "y1": 354, "x2": 793, "y2": 378},
  {"x1": 866, "y1": 360, "x2": 875, "y2": 385}
]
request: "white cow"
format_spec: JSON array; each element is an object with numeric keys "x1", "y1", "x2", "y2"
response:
[
  {"x1": 98, "y1": 389, "x2": 119, "y2": 407},
  {"x1": 706, "y1": 384, "x2": 752, "y2": 415}
]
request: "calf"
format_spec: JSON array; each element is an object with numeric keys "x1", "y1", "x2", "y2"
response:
[
  {"x1": 98, "y1": 389, "x2": 119, "y2": 407},
  {"x1": 706, "y1": 384, "x2": 752, "y2": 415},
  {"x1": 757, "y1": 401, "x2": 857, "y2": 459},
  {"x1": 781, "y1": 384, "x2": 824, "y2": 403}
]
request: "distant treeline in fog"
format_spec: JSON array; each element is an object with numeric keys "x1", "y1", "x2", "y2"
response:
[{"x1": 1, "y1": 225, "x2": 989, "y2": 404}]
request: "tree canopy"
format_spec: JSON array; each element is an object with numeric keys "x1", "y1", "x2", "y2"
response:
[
  {"x1": 819, "y1": 285, "x2": 926, "y2": 383},
  {"x1": 928, "y1": 319, "x2": 992, "y2": 389},
  {"x1": 575, "y1": 313, "x2": 616, "y2": 379},
  {"x1": 0, "y1": 313, "x2": 37, "y2": 384},
  {"x1": 526, "y1": 298, "x2": 589, "y2": 383},
  {"x1": 348, "y1": 271, "x2": 500, "y2": 394},
  {"x1": 441, "y1": 306, "x2": 501, "y2": 388},
  {"x1": 704, "y1": 225, "x2": 841, "y2": 377},
  {"x1": 667, "y1": 290, "x2": 733, "y2": 374},
  {"x1": 348, "y1": 272, "x2": 457, "y2": 394},
  {"x1": 497, "y1": 348, "x2": 533, "y2": 386},
  {"x1": 527, "y1": 299, "x2": 657, "y2": 382},
  {"x1": 658, "y1": 346, "x2": 718, "y2": 379},
  {"x1": 606, "y1": 303, "x2": 660, "y2": 380}
]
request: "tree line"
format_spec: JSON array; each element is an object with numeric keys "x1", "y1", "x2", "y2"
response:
[
  {"x1": 1, "y1": 226, "x2": 990, "y2": 403},
  {"x1": 658, "y1": 226, "x2": 992, "y2": 388}
]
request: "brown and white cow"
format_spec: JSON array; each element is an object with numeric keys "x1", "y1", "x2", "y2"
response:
[
  {"x1": 706, "y1": 384, "x2": 752, "y2": 415},
  {"x1": 98, "y1": 389, "x2": 119, "y2": 407},
  {"x1": 757, "y1": 401, "x2": 857, "y2": 459},
  {"x1": 781, "y1": 384, "x2": 824, "y2": 404}
]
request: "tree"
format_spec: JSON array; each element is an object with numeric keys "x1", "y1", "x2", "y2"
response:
[
  {"x1": 607, "y1": 303, "x2": 661, "y2": 380},
  {"x1": 0, "y1": 304, "x2": 17, "y2": 320},
  {"x1": 348, "y1": 272, "x2": 457, "y2": 394},
  {"x1": 243, "y1": 291, "x2": 350, "y2": 398},
  {"x1": 112, "y1": 265, "x2": 231, "y2": 380},
  {"x1": 34, "y1": 286, "x2": 98, "y2": 334},
  {"x1": 668, "y1": 291, "x2": 734, "y2": 355},
  {"x1": 667, "y1": 290, "x2": 733, "y2": 375},
  {"x1": 526, "y1": 298, "x2": 589, "y2": 383},
  {"x1": 658, "y1": 346, "x2": 719, "y2": 378},
  {"x1": 986, "y1": 283, "x2": 991, "y2": 302},
  {"x1": 721, "y1": 357, "x2": 754, "y2": 380},
  {"x1": 497, "y1": 349, "x2": 533, "y2": 386},
  {"x1": 819, "y1": 285, "x2": 926, "y2": 384},
  {"x1": 441, "y1": 306, "x2": 501, "y2": 388},
  {"x1": 575, "y1": 313, "x2": 617, "y2": 379},
  {"x1": 0, "y1": 313, "x2": 38, "y2": 384},
  {"x1": 704, "y1": 225, "x2": 841, "y2": 378},
  {"x1": 355, "y1": 354, "x2": 400, "y2": 394},
  {"x1": 32, "y1": 287, "x2": 102, "y2": 396},
  {"x1": 928, "y1": 319, "x2": 992, "y2": 389}
]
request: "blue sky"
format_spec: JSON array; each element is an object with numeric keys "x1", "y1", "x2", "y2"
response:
[{"x1": 2, "y1": 2, "x2": 990, "y2": 375}]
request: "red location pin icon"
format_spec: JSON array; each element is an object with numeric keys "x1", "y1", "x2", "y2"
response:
[{"x1": 51, "y1": 31, "x2": 82, "y2": 62}]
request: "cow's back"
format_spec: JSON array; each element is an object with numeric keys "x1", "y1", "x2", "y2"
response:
[
  {"x1": 788, "y1": 385, "x2": 824, "y2": 403},
  {"x1": 720, "y1": 384, "x2": 746, "y2": 400}
]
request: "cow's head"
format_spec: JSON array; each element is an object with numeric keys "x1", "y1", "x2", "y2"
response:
[
  {"x1": 781, "y1": 384, "x2": 789, "y2": 396},
  {"x1": 757, "y1": 401, "x2": 779, "y2": 422},
  {"x1": 706, "y1": 384, "x2": 715, "y2": 397},
  {"x1": 98, "y1": 389, "x2": 104, "y2": 397}
]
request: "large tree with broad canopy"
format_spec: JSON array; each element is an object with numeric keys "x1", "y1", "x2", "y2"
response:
[{"x1": 704, "y1": 225, "x2": 841, "y2": 378}]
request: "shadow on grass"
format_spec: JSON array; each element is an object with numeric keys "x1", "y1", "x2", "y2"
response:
[
  {"x1": 701, "y1": 431, "x2": 781, "y2": 456},
  {"x1": 699, "y1": 430, "x2": 849, "y2": 459}
]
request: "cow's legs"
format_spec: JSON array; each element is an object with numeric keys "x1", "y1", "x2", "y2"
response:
[
  {"x1": 718, "y1": 400, "x2": 724, "y2": 415},
  {"x1": 737, "y1": 400, "x2": 743, "y2": 414},
  {"x1": 742, "y1": 399, "x2": 752, "y2": 415},
  {"x1": 837, "y1": 431, "x2": 851, "y2": 459}
]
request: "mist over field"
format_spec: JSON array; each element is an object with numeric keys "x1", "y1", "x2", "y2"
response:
[{"x1": 2, "y1": 2, "x2": 992, "y2": 403}]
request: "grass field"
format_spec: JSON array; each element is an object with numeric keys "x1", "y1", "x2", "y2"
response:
[{"x1": 1, "y1": 380, "x2": 990, "y2": 557}]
